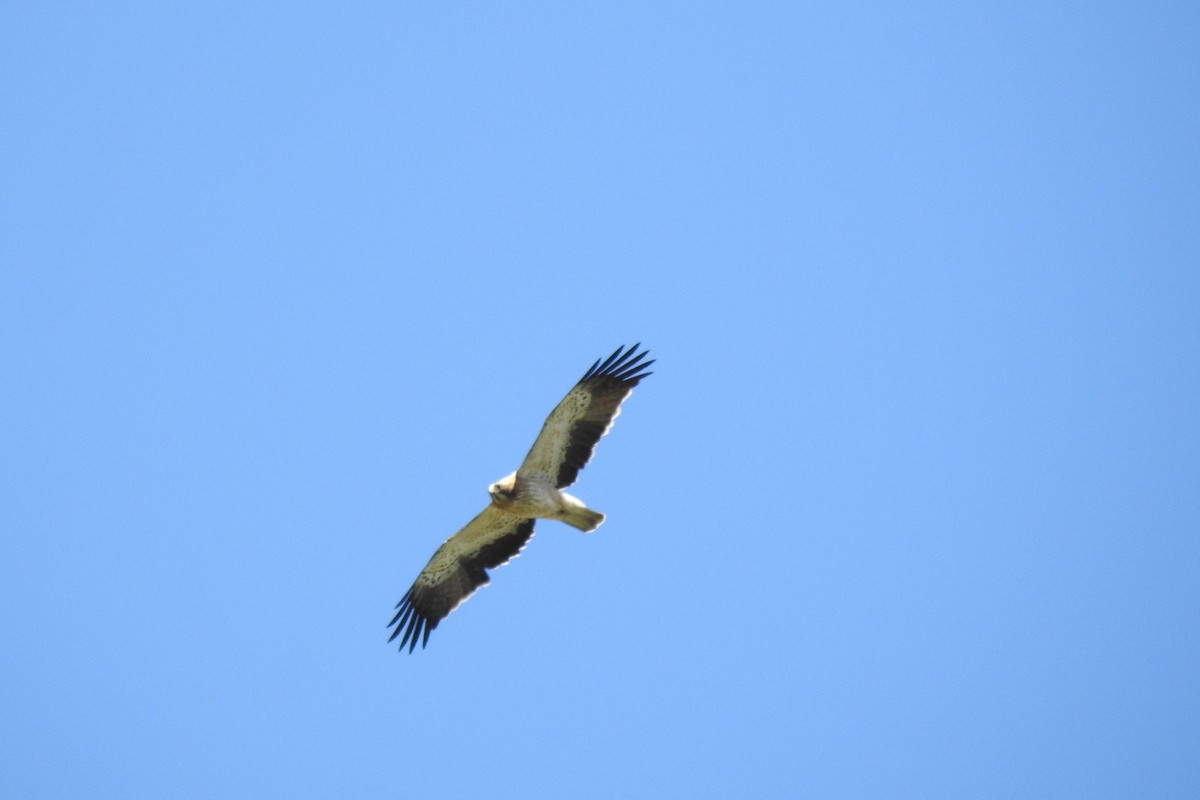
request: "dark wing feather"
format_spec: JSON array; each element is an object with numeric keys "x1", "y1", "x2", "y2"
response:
[
  {"x1": 388, "y1": 507, "x2": 535, "y2": 653},
  {"x1": 517, "y1": 344, "x2": 653, "y2": 489}
]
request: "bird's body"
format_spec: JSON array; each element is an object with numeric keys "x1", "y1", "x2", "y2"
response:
[
  {"x1": 487, "y1": 471, "x2": 603, "y2": 531},
  {"x1": 389, "y1": 344, "x2": 653, "y2": 652}
]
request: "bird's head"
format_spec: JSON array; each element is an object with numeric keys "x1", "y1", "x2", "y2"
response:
[{"x1": 488, "y1": 473, "x2": 517, "y2": 506}]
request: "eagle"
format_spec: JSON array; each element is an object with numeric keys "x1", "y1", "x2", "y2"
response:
[{"x1": 388, "y1": 344, "x2": 653, "y2": 652}]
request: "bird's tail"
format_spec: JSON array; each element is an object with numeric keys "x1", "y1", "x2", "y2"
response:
[{"x1": 559, "y1": 500, "x2": 605, "y2": 532}]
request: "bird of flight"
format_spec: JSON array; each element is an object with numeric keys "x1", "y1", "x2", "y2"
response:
[{"x1": 388, "y1": 344, "x2": 654, "y2": 652}]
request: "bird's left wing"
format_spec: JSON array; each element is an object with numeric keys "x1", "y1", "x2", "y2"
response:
[
  {"x1": 388, "y1": 506, "x2": 535, "y2": 652},
  {"x1": 516, "y1": 344, "x2": 653, "y2": 489}
]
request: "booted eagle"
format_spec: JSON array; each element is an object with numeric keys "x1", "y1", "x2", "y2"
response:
[{"x1": 388, "y1": 344, "x2": 653, "y2": 652}]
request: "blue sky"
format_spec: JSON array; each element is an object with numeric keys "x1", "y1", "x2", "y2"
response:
[{"x1": 3, "y1": 2, "x2": 1198, "y2": 798}]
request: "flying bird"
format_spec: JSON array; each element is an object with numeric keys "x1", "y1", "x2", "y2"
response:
[{"x1": 388, "y1": 344, "x2": 653, "y2": 652}]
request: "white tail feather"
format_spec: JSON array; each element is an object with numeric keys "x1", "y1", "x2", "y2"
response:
[{"x1": 560, "y1": 504, "x2": 605, "y2": 532}]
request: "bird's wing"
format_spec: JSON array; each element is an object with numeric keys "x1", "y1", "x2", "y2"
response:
[
  {"x1": 388, "y1": 506, "x2": 535, "y2": 652},
  {"x1": 515, "y1": 344, "x2": 653, "y2": 489}
]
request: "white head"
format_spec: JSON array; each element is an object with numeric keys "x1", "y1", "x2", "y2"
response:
[{"x1": 488, "y1": 472, "x2": 517, "y2": 506}]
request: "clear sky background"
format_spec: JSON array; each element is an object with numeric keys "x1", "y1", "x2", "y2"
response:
[{"x1": 3, "y1": 3, "x2": 1198, "y2": 798}]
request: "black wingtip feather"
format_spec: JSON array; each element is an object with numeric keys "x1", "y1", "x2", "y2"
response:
[
  {"x1": 408, "y1": 618, "x2": 424, "y2": 653},
  {"x1": 598, "y1": 345, "x2": 626, "y2": 371},
  {"x1": 580, "y1": 344, "x2": 652, "y2": 384},
  {"x1": 613, "y1": 357, "x2": 653, "y2": 382},
  {"x1": 402, "y1": 611, "x2": 420, "y2": 650},
  {"x1": 387, "y1": 608, "x2": 409, "y2": 638}
]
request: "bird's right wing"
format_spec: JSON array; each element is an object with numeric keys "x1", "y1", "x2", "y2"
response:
[{"x1": 388, "y1": 506, "x2": 535, "y2": 652}]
